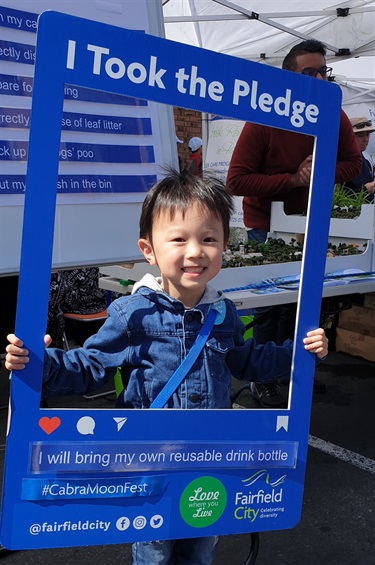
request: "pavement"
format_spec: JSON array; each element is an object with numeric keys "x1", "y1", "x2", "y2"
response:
[{"x1": 0, "y1": 350, "x2": 374, "y2": 565}]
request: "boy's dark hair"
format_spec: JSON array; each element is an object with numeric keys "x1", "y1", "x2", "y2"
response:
[
  {"x1": 282, "y1": 39, "x2": 327, "y2": 71},
  {"x1": 140, "y1": 168, "x2": 234, "y2": 243}
]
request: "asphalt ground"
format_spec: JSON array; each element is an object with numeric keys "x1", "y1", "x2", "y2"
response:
[{"x1": 0, "y1": 350, "x2": 374, "y2": 565}]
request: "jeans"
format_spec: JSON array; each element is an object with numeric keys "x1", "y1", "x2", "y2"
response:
[
  {"x1": 247, "y1": 229, "x2": 296, "y2": 345},
  {"x1": 252, "y1": 303, "x2": 297, "y2": 345},
  {"x1": 246, "y1": 228, "x2": 267, "y2": 243},
  {"x1": 132, "y1": 537, "x2": 219, "y2": 565}
]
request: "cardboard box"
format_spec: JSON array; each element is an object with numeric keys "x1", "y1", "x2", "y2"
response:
[
  {"x1": 337, "y1": 305, "x2": 375, "y2": 337},
  {"x1": 335, "y1": 328, "x2": 375, "y2": 363},
  {"x1": 364, "y1": 293, "x2": 375, "y2": 310}
]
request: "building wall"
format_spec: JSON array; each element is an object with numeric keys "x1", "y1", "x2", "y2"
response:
[{"x1": 173, "y1": 107, "x2": 202, "y2": 171}]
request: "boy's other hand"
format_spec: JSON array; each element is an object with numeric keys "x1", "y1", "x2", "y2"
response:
[
  {"x1": 303, "y1": 328, "x2": 328, "y2": 359},
  {"x1": 5, "y1": 334, "x2": 52, "y2": 371}
]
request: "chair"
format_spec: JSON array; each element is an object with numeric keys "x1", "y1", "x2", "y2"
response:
[
  {"x1": 62, "y1": 309, "x2": 108, "y2": 351},
  {"x1": 62, "y1": 309, "x2": 116, "y2": 400}
]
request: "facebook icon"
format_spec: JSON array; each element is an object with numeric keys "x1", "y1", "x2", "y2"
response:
[{"x1": 116, "y1": 517, "x2": 130, "y2": 531}]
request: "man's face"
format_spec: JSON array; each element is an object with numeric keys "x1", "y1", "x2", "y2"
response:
[
  {"x1": 354, "y1": 131, "x2": 371, "y2": 153},
  {"x1": 294, "y1": 52, "x2": 329, "y2": 80}
]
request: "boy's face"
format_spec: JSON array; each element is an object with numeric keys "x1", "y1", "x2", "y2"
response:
[{"x1": 139, "y1": 203, "x2": 226, "y2": 308}]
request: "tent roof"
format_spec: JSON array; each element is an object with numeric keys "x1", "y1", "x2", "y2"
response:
[{"x1": 163, "y1": 0, "x2": 375, "y2": 74}]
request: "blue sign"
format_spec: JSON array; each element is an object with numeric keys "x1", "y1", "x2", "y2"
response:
[
  {"x1": 0, "y1": 72, "x2": 148, "y2": 105},
  {"x1": 60, "y1": 112, "x2": 152, "y2": 134},
  {"x1": 0, "y1": 11, "x2": 341, "y2": 550},
  {"x1": 0, "y1": 140, "x2": 155, "y2": 163},
  {"x1": 0, "y1": 174, "x2": 156, "y2": 194},
  {"x1": 22, "y1": 475, "x2": 167, "y2": 501},
  {"x1": 0, "y1": 5, "x2": 38, "y2": 33},
  {"x1": 0, "y1": 107, "x2": 152, "y2": 134},
  {"x1": 29, "y1": 441, "x2": 298, "y2": 473},
  {"x1": 0, "y1": 39, "x2": 36, "y2": 64}
]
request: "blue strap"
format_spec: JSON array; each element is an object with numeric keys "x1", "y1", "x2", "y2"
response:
[{"x1": 150, "y1": 308, "x2": 218, "y2": 409}]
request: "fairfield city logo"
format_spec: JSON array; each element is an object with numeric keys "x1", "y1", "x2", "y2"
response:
[{"x1": 233, "y1": 470, "x2": 286, "y2": 522}]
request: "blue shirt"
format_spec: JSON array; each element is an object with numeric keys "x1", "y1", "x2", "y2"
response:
[
  {"x1": 43, "y1": 275, "x2": 294, "y2": 409},
  {"x1": 346, "y1": 154, "x2": 373, "y2": 201}
]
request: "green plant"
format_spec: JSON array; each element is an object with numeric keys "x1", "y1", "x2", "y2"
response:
[
  {"x1": 222, "y1": 236, "x2": 363, "y2": 269},
  {"x1": 331, "y1": 183, "x2": 372, "y2": 218}
]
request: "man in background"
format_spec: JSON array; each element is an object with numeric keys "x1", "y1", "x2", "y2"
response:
[
  {"x1": 346, "y1": 117, "x2": 374, "y2": 200},
  {"x1": 227, "y1": 39, "x2": 362, "y2": 407},
  {"x1": 188, "y1": 136, "x2": 203, "y2": 176}
]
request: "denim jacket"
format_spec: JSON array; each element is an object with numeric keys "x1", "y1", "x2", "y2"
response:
[{"x1": 43, "y1": 274, "x2": 294, "y2": 409}]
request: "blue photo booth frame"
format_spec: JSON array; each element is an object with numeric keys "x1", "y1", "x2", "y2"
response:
[{"x1": 0, "y1": 11, "x2": 341, "y2": 550}]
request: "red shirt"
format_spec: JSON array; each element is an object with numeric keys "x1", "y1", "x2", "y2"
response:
[
  {"x1": 227, "y1": 110, "x2": 362, "y2": 230},
  {"x1": 189, "y1": 152, "x2": 202, "y2": 176}
]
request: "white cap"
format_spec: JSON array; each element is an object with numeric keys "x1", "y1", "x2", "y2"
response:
[
  {"x1": 188, "y1": 137, "x2": 202, "y2": 151},
  {"x1": 176, "y1": 135, "x2": 183, "y2": 144},
  {"x1": 349, "y1": 117, "x2": 375, "y2": 133}
]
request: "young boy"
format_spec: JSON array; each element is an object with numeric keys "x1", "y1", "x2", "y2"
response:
[{"x1": 5, "y1": 170, "x2": 328, "y2": 565}]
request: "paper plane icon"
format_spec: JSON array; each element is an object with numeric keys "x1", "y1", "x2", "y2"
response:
[{"x1": 113, "y1": 417, "x2": 127, "y2": 431}]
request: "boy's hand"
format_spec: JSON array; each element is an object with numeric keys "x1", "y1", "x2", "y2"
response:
[
  {"x1": 5, "y1": 334, "x2": 52, "y2": 371},
  {"x1": 303, "y1": 328, "x2": 328, "y2": 359}
]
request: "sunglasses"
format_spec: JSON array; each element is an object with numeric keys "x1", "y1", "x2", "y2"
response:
[
  {"x1": 300, "y1": 66, "x2": 333, "y2": 78},
  {"x1": 353, "y1": 120, "x2": 372, "y2": 130}
]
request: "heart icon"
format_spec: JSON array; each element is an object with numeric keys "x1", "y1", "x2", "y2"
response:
[{"x1": 39, "y1": 416, "x2": 61, "y2": 435}]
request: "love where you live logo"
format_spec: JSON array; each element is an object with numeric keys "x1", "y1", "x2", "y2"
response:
[{"x1": 179, "y1": 476, "x2": 227, "y2": 528}]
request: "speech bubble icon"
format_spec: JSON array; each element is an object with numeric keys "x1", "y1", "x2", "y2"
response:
[{"x1": 76, "y1": 416, "x2": 95, "y2": 435}]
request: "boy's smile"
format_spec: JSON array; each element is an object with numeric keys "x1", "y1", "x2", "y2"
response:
[{"x1": 139, "y1": 203, "x2": 226, "y2": 308}]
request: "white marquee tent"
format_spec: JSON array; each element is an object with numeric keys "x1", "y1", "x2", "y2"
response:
[
  {"x1": 162, "y1": 0, "x2": 375, "y2": 155},
  {"x1": 162, "y1": 0, "x2": 374, "y2": 69}
]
